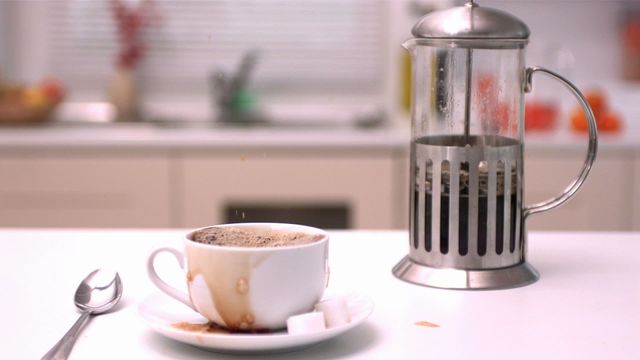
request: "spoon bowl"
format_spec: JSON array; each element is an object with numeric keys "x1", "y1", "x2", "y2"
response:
[
  {"x1": 74, "y1": 268, "x2": 123, "y2": 314},
  {"x1": 42, "y1": 269, "x2": 123, "y2": 360}
]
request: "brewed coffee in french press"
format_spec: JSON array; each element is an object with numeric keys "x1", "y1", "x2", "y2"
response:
[{"x1": 393, "y1": 0, "x2": 598, "y2": 289}]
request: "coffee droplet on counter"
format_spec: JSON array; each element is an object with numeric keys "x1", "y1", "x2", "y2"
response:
[
  {"x1": 236, "y1": 278, "x2": 249, "y2": 294},
  {"x1": 415, "y1": 320, "x2": 440, "y2": 328}
]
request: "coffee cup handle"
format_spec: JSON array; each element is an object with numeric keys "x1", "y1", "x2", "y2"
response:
[{"x1": 147, "y1": 247, "x2": 196, "y2": 311}]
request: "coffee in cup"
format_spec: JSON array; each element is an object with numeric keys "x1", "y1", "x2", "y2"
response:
[
  {"x1": 147, "y1": 223, "x2": 329, "y2": 331},
  {"x1": 189, "y1": 226, "x2": 324, "y2": 248}
]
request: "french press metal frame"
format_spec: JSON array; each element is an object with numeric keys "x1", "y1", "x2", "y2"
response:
[{"x1": 393, "y1": 0, "x2": 598, "y2": 290}]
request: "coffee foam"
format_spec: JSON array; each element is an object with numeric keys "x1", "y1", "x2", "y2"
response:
[{"x1": 190, "y1": 226, "x2": 324, "y2": 248}]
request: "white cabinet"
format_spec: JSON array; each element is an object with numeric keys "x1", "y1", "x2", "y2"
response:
[
  {"x1": 0, "y1": 144, "x2": 636, "y2": 231},
  {"x1": 178, "y1": 151, "x2": 398, "y2": 229},
  {"x1": 524, "y1": 150, "x2": 634, "y2": 231},
  {"x1": 0, "y1": 152, "x2": 172, "y2": 228},
  {"x1": 634, "y1": 155, "x2": 640, "y2": 231}
]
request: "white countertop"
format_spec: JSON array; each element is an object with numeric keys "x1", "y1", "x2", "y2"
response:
[
  {"x1": 3, "y1": 229, "x2": 639, "y2": 359},
  {"x1": 0, "y1": 124, "x2": 410, "y2": 152}
]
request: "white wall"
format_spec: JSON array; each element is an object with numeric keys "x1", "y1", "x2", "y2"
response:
[
  {"x1": 481, "y1": 0, "x2": 627, "y2": 86},
  {"x1": 0, "y1": 1, "x2": 47, "y2": 84},
  {"x1": 0, "y1": 2, "x2": 13, "y2": 81}
]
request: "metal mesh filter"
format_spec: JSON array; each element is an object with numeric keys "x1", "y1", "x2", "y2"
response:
[
  {"x1": 393, "y1": 135, "x2": 539, "y2": 290},
  {"x1": 409, "y1": 135, "x2": 523, "y2": 270}
]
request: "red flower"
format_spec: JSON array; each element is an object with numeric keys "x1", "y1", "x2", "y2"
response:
[{"x1": 110, "y1": 0, "x2": 160, "y2": 69}]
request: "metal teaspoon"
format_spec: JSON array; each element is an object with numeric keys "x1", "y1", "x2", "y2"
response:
[{"x1": 42, "y1": 269, "x2": 123, "y2": 360}]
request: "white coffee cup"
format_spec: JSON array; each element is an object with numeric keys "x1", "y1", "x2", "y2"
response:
[{"x1": 147, "y1": 223, "x2": 329, "y2": 331}]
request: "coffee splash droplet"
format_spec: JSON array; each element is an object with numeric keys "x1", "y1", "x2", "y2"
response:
[
  {"x1": 415, "y1": 320, "x2": 440, "y2": 328},
  {"x1": 236, "y1": 278, "x2": 249, "y2": 294},
  {"x1": 242, "y1": 313, "x2": 255, "y2": 327}
]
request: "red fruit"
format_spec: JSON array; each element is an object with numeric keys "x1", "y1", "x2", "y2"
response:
[
  {"x1": 496, "y1": 102, "x2": 514, "y2": 132},
  {"x1": 570, "y1": 109, "x2": 588, "y2": 132},
  {"x1": 477, "y1": 74, "x2": 496, "y2": 96},
  {"x1": 584, "y1": 90, "x2": 606, "y2": 118},
  {"x1": 39, "y1": 78, "x2": 65, "y2": 103},
  {"x1": 525, "y1": 101, "x2": 558, "y2": 131}
]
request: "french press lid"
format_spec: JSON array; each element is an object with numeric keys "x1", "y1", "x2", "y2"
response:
[{"x1": 411, "y1": 0, "x2": 530, "y2": 48}]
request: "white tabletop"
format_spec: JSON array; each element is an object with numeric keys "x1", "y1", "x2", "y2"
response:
[{"x1": 2, "y1": 229, "x2": 639, "y2": 359}]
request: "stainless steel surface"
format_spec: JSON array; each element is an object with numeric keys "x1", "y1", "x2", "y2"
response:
[
  {"x1": 523, "y1": 66, "x2": 598, "y2": 218},
  {"x1": 42, "y1": 269, "x2": 123, "y2": 360},
  {"x1": 409, "y1": 135, "x2": 523, "y2": 271},
  {"x1": 392, "y1": 256, "x2": 538, "y2": 290},
  {"x1": 399, "y1": 127, "x2": 548, "y2": 289},
  {"x1": 411, "y1": 0, "x2": 530, "y2": 48}
]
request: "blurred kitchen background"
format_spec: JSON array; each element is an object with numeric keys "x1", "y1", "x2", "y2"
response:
[{"x1": 0, "y1": 0, "x2": 639, "y2": 231}]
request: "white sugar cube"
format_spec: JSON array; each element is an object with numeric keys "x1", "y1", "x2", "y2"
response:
[
  {"x1": 314, "y1": 296, "x2": 351, "y2": 328},
  {"x1": 286, "y1": 312, "x2": 326, "y2": 335}
]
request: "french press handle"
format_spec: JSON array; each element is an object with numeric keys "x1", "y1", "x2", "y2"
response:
[{"x1": 522, "y1": 66, "x2": 598, "y2": 219}]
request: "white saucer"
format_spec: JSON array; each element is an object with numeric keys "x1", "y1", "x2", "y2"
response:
[{"x1": 138, "y1": 292, "x2": 374, "y2": 354}]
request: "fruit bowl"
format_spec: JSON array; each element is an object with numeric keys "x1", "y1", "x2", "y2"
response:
[
  {"x1": 0, "y1": 102, "x2": 59, "y2": 126},
  {"x1": 0, "y1": 79, "x2": 64, "y2": 126}
]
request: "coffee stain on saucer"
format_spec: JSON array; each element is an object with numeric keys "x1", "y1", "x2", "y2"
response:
[
  {"x1": 172, "y1": 321, "x2": 228, "y2": 334},
  {"x1": 171, "y1": 321, "x2": 271, "y2": 334},
  {"x1": 415, "y1": 320, "x2": 440, "y2": 328}
]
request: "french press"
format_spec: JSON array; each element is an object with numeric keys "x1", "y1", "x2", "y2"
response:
[{"x1": 393, "y1": 1, "x2": 598, "y2": 289}]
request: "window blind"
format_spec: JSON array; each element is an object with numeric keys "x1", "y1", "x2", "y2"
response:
[{"x1": 45, "y1": 0, "x2": 387, "y2": 96}]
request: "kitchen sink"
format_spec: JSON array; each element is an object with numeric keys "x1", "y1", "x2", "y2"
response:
[{"x1": 37, "y1": 102, "x2": 388, "y2": 130}]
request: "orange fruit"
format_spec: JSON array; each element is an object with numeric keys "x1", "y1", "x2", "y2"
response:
[
  {"x1": 570, "y1": 109, "x2": 588, "y2": 132},
  {"x1": 584, "y1": 90, "x2": 607, "y2": 118},
  {"x1": 569, "y1": 89, "x2": 624, "y2": 133},
  {"x1": 599, "y1": 112, "x2": 622, "y2": 132}
]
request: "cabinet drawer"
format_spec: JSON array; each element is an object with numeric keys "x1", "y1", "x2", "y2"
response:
[
  {"x1": 179, "y1": 153, "x2": 396, "y2": 229},
  {"x1": 0, "y1": 155, "x2": 171, "y2": 227},
  {"x1": 524, "y1": 152, "x2": 633, "y2": 231},
  {"x1": 634, "y1": 156, "x2": 640, "y2": 231}
]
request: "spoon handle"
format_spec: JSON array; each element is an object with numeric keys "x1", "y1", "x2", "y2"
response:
[{"x1": 41, "y1": 311, "x2": 91, "y2": 360}]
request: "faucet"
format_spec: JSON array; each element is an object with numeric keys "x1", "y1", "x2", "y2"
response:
[{"x1": 210, "y1": 50, "x2": 263, "y2": 124}]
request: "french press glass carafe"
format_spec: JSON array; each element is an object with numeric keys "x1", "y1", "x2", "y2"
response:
[{"x1": 393, "y1": 1, "x2": 598, "y2": 289}]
